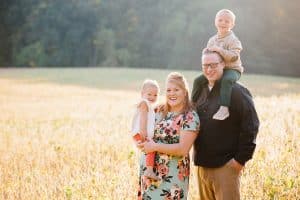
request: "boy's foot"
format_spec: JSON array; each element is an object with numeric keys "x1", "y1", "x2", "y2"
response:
[
  {"x1": 144, "y1": 168, "x2": 160, "y2": 181},
  {"x1": 213, "y1": 106, "x2": 230, "y2": 120}
]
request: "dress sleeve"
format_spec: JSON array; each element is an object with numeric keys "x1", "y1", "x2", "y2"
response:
[{"x1": 180, "y1": 111, "x2": 200, "y2": 132}]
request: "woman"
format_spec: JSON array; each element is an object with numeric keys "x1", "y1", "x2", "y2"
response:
[{"x1": 137, "y1": 72, "x2": 200, "y2": 199}]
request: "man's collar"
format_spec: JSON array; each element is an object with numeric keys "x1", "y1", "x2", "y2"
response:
[{"x1": 207, "y1": 80, "x2": 222, "y2": 91}]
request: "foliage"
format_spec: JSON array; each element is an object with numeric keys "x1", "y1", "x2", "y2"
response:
[{"x1": 0, "y1": 0, "x2": 300, "y2": 76}]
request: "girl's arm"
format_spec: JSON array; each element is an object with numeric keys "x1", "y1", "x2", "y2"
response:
[
  {"x1": 138, "y1": 101, "x2": 149, "y2": 141},
  {"x1": 140, "y1": 130, "x2": 198, "y2": 157}
]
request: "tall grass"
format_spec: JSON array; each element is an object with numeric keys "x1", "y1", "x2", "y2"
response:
[{"x1": 0, "y1": 68, "x2": 299, "y2": 199}]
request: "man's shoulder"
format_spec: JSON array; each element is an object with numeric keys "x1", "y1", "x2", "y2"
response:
[{"x1": 232, "y1": 82, "x2": 253, "y2": 99}]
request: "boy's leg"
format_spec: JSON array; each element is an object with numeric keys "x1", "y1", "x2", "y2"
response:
[
  {"x1": 220, "y1": 69, "x2": 241, "y2": 107},
  {"x1": 191, "y1": 74, "x2": 208, "y2": 103},
  {"x1": 213, "y1": 69, "x2": 240, "y2": 120}
]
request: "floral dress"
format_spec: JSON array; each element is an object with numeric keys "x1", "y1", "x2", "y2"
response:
[{"x1": 138, "y1": 111, "x2": 200, "y2": 200}]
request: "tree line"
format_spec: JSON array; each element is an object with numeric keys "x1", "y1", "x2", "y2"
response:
[{"x1": 0, "y1": 0, "x2": 299, "y2": 76}]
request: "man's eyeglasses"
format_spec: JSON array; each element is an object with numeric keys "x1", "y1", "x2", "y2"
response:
[{"x1": 202, "y1": 62, "x2": 220, "y2": 70}]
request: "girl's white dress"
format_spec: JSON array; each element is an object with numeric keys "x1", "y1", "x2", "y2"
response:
[{"x1": 131, "y1": 99, "x2": 155, "y2": 138}]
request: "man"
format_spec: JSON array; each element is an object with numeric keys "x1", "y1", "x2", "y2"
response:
[{"x1": 192, "y1": 49, "x2": 259, "y2": 200}]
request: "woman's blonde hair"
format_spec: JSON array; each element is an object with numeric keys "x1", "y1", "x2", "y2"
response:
[{"x1": 161, "y1": 72, "x2": 192, "y2": 118}]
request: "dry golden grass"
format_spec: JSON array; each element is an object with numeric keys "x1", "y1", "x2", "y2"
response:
[{"x1": 0, "y1": 71, "x2": 299, "y2": 199}]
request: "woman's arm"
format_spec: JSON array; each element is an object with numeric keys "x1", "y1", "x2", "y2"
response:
[{"x1": 140, "y1": 130, "x2": 198, "y2": 157}]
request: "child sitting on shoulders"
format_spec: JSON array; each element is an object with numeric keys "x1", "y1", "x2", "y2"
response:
[{"x1": 192, "y1": 9, "x2": 244, "y2": 120}]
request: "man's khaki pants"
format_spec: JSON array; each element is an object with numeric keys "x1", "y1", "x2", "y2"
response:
[{"x1": 196, "y1": 161, "x2": 241, "y2": 200}]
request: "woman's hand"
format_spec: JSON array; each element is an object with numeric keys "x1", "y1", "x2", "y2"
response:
[
  {"x1": 155, "y1": 104, "x2": 164, "y2": 113},
  {"x1": 138, "y1": 138, "x2": 157, "y2": 153}
]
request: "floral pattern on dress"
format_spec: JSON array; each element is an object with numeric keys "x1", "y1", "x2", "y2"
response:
[
  {"x1": 177, "y1": 157, "x2": 190, "y2": 182},
  {"x1": 160, "y1": 184, "x2": 184, "y2": 200},
  {"x1": 138, "y1": 110, "x2": 200, "y2": 200}
]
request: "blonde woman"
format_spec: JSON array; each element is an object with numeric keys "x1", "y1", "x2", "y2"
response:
[{"x1": 137, "y1": 72, "x2": 200, "y2": 200}]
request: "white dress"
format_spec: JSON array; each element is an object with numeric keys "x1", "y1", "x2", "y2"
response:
[{"x1": 131, "y1": 99, "x2": 155, "y2": 138}]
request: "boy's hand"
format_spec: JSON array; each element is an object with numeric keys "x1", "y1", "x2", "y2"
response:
[{"x1": 208, "y1": 46, "x2": 222, "y2": 53}]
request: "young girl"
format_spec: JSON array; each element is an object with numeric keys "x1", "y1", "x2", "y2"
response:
[{"x1": 132, "y1": 79, "x2": 160, "y2": 180}]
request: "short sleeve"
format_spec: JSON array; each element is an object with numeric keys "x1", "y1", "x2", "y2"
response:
[{"x1": 181, "y1": 110, "x2": 200, "y2": 132}]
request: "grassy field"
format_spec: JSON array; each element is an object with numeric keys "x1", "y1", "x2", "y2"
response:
[{"x1": 0, "y1": 67, "x2": 299, "y2": 200}]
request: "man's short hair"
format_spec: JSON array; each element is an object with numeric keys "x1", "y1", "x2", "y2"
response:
[{"x1": 202, "y1": 48, "x2": 224, "y2": 62}]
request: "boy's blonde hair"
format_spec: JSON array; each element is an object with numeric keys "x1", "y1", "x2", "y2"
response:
[
  {"x1": 216, "y1": 9, "x2": 236, "y2": 23},
  {"x1": 142, "y1": 79, "x2": 160, "y2": 93}
]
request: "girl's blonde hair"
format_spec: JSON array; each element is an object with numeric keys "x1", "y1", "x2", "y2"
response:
[
  {"x1": 141, "y1": 79, "x2": 160, "y2": 93},
  {"x1": 161, "y1": 72, "x2": 192, "y2": 118}
]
